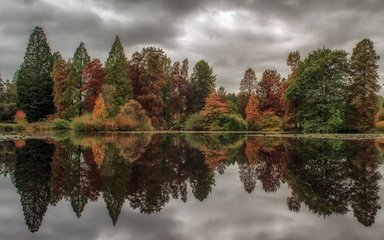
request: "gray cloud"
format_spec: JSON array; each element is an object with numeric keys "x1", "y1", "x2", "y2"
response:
[{"x1": 0, "y1": 0, "x2": 384, "y2": 92}]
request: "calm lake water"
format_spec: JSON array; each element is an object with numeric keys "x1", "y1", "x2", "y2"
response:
[{"x1": 0, "y1": 133, "x2": 384, "y2": 239}]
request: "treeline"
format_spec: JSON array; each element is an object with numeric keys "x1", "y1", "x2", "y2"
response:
[{"x1": 9, "y1": 26, "x2": 383, "y2": 132}]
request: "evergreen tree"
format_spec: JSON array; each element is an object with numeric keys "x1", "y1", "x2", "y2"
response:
[
  {"x1": 347, "y1": 39, "x2": 380, "y2": 131},
  {"x1": 188, "y1": 60, "x2": 216, "y2": 114},
  {"x1": 16, "y1": 26, "x2": 54, "y2": 121},
  {"x1": 62, "y1": 42, "x2": 90, "y2": 119},
  {"x1": 105, "y1": 35, "x2": 132, "y2": 116}
]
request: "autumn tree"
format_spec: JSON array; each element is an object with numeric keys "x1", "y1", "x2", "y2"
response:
[
  {"x1": 82, "y1": 59, "x2": 105, "y2": 113},
  {"x1": 238, "y1": 68, "x2": 257, "y2": 117},
  {"x1": 286, "y1": 48, "x2": 350, "y2": 133},
  {"x1": 51, "y1": 53, "x2": 69, "y2": 117},
  {"x1": 129, "y1": 47, "x2": 170, "y2": 127},
  {"x1": 347, "y1": 39, "x2": 380, "y2": 131},
  {"x1": 257, "y1": 69, "x2": 284, "y2": 116},
  {"x1": 93, "y1": 94, "x2": 106, "y2": 119},
  {"x1": 105, "y1": 35, "x2": 132, "y2": 116},
  {"x1": 188, "y1": 60, "x2": 216, "y2": 114},
  {"x1": 170, "y1": 59, "x2": 190, "y2": 123},
  {"x1": 62, "y1": 42, "x2": 90, "y2": 119},
  {"x1": 245, "y1": 95, "x2": 261, "y2": 130},
  {"x1": 201, "y1": 90, "x2": 231, "y2": 119},
  {"x1": 16, "y1": 26, "x2": 54, "y2": 121},
  {"x1": 240, "y1": 68, "x2": 257, "y2": 96}
]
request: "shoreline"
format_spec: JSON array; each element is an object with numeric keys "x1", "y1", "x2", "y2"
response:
[{"x1": 2, "y1": 130, "x2": 384, "y2": 141}]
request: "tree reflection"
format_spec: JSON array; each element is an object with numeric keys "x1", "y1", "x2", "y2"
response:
[
  {"x1": 0, "y1": 133, "x2": 383, "y2": 232},
  {"x1": 286, "y1": 139, "x2": 350, "y2": 216},
  {"x1": 347, "y1": 140, "x2": 382, "y2": 226},
  {"x1": 14, "y1": 140, "x2": 53, "y2": 232}
]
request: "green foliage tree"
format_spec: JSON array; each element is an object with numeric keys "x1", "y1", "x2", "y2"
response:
[
  {"x1": 105, "y1": 36, "x2": 132, "y2": 116},
  {"x1": 62, "y1": 42, "x2": 90, "y2": 119},
  {"x1": 286, "y1": 48, "x2": 350, "y2": 133},
  {"x1": 16, "y1": 26, "x2": 54, "y2": 121},
  {"x1": 188, "y1": 60, "x2": 216, "y2": 114},
  {"x1": 347, "y1": 39, "x2": 380, "y2": 131}
]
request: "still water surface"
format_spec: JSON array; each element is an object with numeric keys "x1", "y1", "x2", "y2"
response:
[{"x1": 0, "y1": 133, "x2": 384, "y2": 239}]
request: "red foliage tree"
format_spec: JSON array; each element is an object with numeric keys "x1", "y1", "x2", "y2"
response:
[
  {"x1": 82, "y1": 59, "x2": 105, "y2": 113},
  {"x1": 129, "y1": 47, "x2": 170, "y2": 127},
  {"x1": 257, "y1": 69, "x2": 284, "y2": 116}
]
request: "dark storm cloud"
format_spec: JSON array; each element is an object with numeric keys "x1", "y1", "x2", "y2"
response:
[{"x1": 1, "y1": 0, "x2": 384, "y2": 92}]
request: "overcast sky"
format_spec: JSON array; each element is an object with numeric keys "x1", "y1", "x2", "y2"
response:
[{"x1": 1, "y1": 0, "x2": 384, "y2": 92}]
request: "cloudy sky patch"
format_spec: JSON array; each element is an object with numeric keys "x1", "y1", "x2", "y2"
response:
[{"x1": 1, "y1": 0, "x2": 384, "y2": 92}]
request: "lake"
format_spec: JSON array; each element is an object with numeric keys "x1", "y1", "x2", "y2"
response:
[{"x1": 0, "y1": 133, "x2": 384, "y2": 240}]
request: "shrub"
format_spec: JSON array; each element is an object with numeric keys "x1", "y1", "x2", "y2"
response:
[
  {"x1": 256, "y1": 111, "x2": 282, "y2": 131},
  {"x1": 185, "y1": 113, "x2": 206, "y2": 131},
  {"x1": 14, "y1": 110, "x2": 27, "y2": 124},
  {"x1": 102, "y1": 119, "x2": 118, "y2": 131},
  {"x1": 0, "y1": 103, "x2": 16, "y2": 122},
  {"x1": 51, "y1": 119, "x2": 71, "y2": 130},
  {"x1": 72, "y1": 114, "x2": 102, "y2": 132},
  {"x1": 0, "y1": 123, "x2": 25, "y2": 132},
  {"x1": 114, "y1": 115, "x2": 137, "y2": 131},
  {"x1": 375, "y1": 109, "x2": 384, "y2": 122},
  {"x1": 114, "y1": 100, "x2": 152, "y2": 131},
  {"x1": 375, "y1": 121, "x2": 384, "y2": 130},
  {"x1": 221, "y1": 114, "x2": 248, "y2": 131}
]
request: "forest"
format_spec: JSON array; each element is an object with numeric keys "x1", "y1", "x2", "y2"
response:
[{"x1": 0, "y1": 26, "x2": 383, "y2": 133}]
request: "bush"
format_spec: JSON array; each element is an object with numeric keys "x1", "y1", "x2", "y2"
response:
[
  {"x1": 185, "y1": 113, "x2": 206, "y2": 131},
  {"x1": 51, "y1": 119, "x2": 71, "y2": 130},
  {"x1": 0, "y1": 123, "x2": 25, "y2": 132},
  {"x1": 256, "y1": 111, "x2": 282, "y2": 131},
  {"x1": 102, "y1": 119, "x2": 118, "y2": 131},
  {"x1": 114, "y1": 100, "x2": 152, "y2": 131},
  {"x1": 72, "y1": 114, "x2": 102, "y2": 132},
  {"x1": 375, "y1": 121, "x2": 384, "y2": 130},
  {"x1": 14, "y1": 110, "x2": 27, "y2": 124},
  {"x1": 221, "y1": 114, "x2": 248, "y2": 131},
  {"x1": 0, "y1": 103, "x2": 16, "y2": 122}
]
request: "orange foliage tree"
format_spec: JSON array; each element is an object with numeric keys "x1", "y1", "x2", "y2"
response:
[
  {"x1": 93, "y1": 94, "x2": 106, "y2": 119},
  {"x1": 201, "y1": 90, "x2": 231, "y2": 119},
  {"x1": 245, "y1": 95, "x2": 261, "y2": 130},
  {"x1": 14, "y1": 110, "x2": 27, "y2": 123}
]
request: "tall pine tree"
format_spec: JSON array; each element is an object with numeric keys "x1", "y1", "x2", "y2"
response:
[
  {"x1": 188, "y1": 60, "x2": 216, "y2": 114},
  {"x1": 62, "y1": 42, "x2": 90, "y2": 119},
  {"x1": 105, "y1": 35, "x2": 132, "y2": 116},
  {"x1": 16, "y1": 26, "x2": 54, "y2": 121},
  {"x1": 347, "y1": 39, "x2": 380, "y2": 131}
]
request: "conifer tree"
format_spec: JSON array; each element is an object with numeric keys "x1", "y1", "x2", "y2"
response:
[
  {"x1": 239, "y1": 67, "x2": 257, "y2": 117},
  {"x1": 16, "y1": 26, "x2": 54, "y2": 121},
  {"x1": 188, "y1": 60, "x2": 216, "y2": 114},
  {"x1": 62, "y1": 42, "x2": 90, "y2": 119},
  {"x1": 245, "y1": 94, "x2": 261, "y2": 130},
  {"x1": 105, "y1": 35, "x2": 132, "y2": 116},
  {"x1": 51, "y1": 52, "x2": 69, "y2": 117},
  {"x1": 348, "y1": 39, "x2": 380, "y2": 131}
]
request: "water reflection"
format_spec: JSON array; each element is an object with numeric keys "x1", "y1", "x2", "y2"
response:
[{"x1": 0, "y1": 133, "x2": 383, "y2": 233}]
